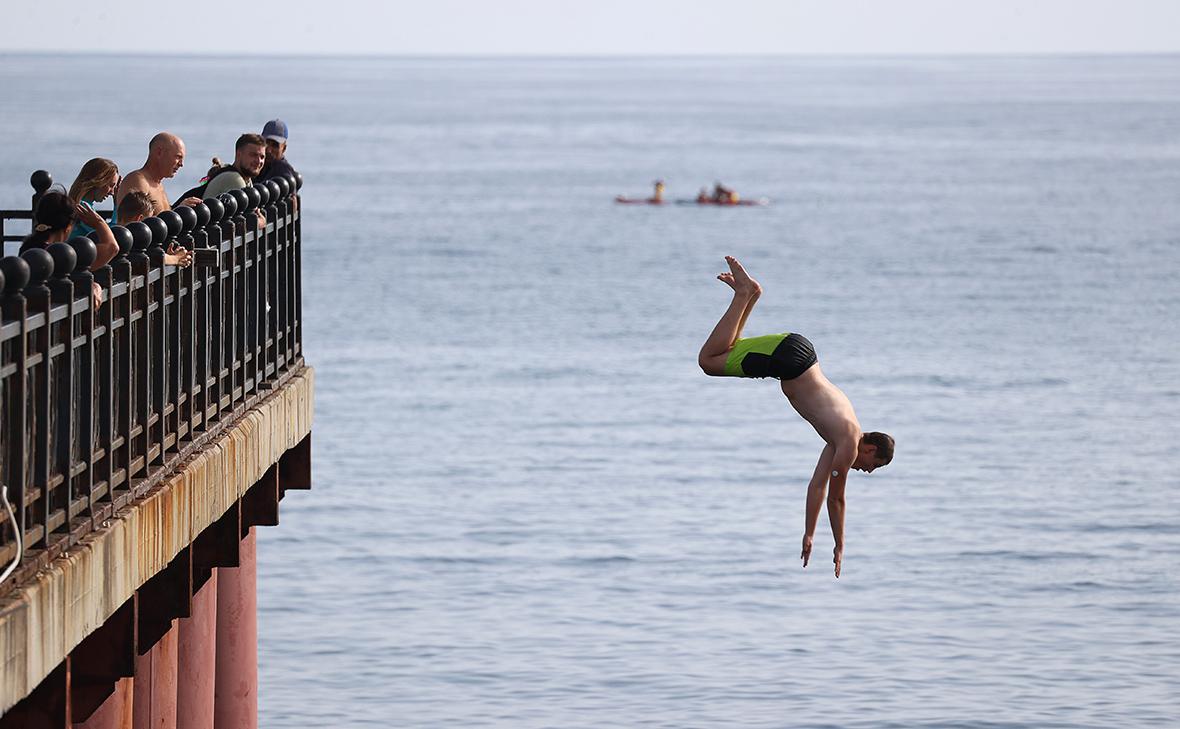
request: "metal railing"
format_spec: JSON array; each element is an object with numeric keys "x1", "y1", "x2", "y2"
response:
[{"x1": 0, "y1": 171, "x2": 304, "y2": 589}]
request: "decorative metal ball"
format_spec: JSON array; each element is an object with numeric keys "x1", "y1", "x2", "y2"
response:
[
  {"x1": 126, "y1": 221, "x2": 152, "y2": 252},
  {"x1": 175, "y1": 204, "x2": 198, "y2": 233},
  {"x1": 243, "y1": 185, "x2": 261, "y2": 211},
  {"x1": 0, "y1": 256, "x2": 31, "y2": 293},
  {"x1": 158, "y1": 209, "x2": 183, "y2": 238},
  {"x1": 254, "y1": 183, "x2": 270, "y2": 207},
  {"x1": 143, "y1": 216, "x2": 169, "y2": 246},
  {"x1": 192, "y1": 201, "x2": 211, "y2": 227},
  {"x1": 68, "y1": 236, "x2": 97, "y2": 271},
  {"x1": 265, "y1": 180, "x2": 281, "y2": 202},
  {"x1": 274, "y1": 176, "x2": 290, "y2": 198},
  {"x1": 219, "y1": 192, "x2": 238, "y2": 218},
  {"x1": 108, "y1": 225, "x2": 134, "y2": 256},
  {"x1": 204, "y1": 198, "x2": 224, "y2": 224},
  {"x1": 46, "y1": 243, "x2": 77, "y2": 278},
  {"x1": 228, "y1": 188, "x2": 249, "y2": 214},
  {"x1": 30, "y1": 170, "x2": 53, "y2": 193},
  {"x1": 293, "y1": 171, "x2": 303, "y2": 191},
  {"x1": 21, "y1": 248, "x2": 55, "y2": 284}
]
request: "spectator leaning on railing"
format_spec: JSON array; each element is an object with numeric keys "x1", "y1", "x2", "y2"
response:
[
  {"x1": 117, "y1": 191, "x2": 193, "y2": 268},
  {"x1": 20, "y1": 190, "x2": 117, "y2": 308},
  {"x1": 257, "y1": 119, "x2": 297, "y2": 184},
  {"x1": 196, "y1": 133, "x2": 268, "y2": 227},
  {"x1": 117, "y1": 132, "x2": 203, "y2": 213},
  {"x1": 67, "y1": 157, "x2": 121, "y2": 238}
]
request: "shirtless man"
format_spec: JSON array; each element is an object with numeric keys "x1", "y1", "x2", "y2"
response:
[
  {"x1": 698, "y1": 256, "x2": 894, "y2": 577},
  {"x1": 116, "y1": 132, "x2": 202, "y2": 212}
]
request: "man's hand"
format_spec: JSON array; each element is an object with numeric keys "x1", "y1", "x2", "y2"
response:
[
  {"x1": 801, "y1": 534, "x2": 813, "y2": 568},
  {"x1": 833, "y1": 545, "x2": 843, "y2": 578},
  {"x1": 178, "y1": 196, "x2": 203, "y2": 208}
]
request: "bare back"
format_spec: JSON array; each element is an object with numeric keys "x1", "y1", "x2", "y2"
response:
[
  {"x1": 117, "y1": 170, "x2": 171, "y2": 213},
  {"x1": 780, "y1": 364, "x2": 861, "y2": 446}
]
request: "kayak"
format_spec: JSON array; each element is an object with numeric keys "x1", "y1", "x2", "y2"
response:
[
  {"x1": 675, "y1": 198, "x2": 769, "y2": 207},
  {"x1": 615, "y1": 196, "x2": 666, "y2": 205}
]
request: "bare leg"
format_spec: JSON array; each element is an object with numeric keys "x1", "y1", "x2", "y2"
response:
[{"x1": 698, "y1": 256, "x2": 762, "y2": 375}]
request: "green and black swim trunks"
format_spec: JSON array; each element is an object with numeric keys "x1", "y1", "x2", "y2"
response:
[{"x1": 724, "y1": 332, "x2": 817, "y2": 380}]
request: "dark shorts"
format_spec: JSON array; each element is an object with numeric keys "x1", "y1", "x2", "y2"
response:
[{"x1": 724, "y1": 332, "x2": 817, "y2": 380}]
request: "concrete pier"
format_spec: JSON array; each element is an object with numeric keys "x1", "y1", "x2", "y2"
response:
[{"x1": 0, "y1": 369, "x2": 314, "y2": 726}]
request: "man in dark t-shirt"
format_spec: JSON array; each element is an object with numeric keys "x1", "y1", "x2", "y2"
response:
[{"x1": 257, "y1": 118, "x2": 298, "y2": 184}]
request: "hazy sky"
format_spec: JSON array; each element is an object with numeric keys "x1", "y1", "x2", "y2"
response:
[{"x1": 1, "y1": 0, "x2": 1177, "y2": 56}]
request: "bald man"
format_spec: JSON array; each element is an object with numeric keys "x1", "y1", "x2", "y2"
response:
[{"x1": 117, "y1": 132, "x2": 202, "y2": 212}]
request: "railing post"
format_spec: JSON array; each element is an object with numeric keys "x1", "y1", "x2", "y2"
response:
[
  {"x1": 45, "y1": 244, "x2": 78, "y2": 525},
  {"x1": 1, "y1": 256, "x2": 31, "y2": 570},
  {"x1": 126, "y1": 222, "x2": 152, "y2": 489},
  {"x1": 68, "y1": 237, "x2": 98, "y2": 523},
  {"x1": 21, "y1": 248, "x2": 56, "y2": 553},
  {"x1": 110, "y1": 226, "x2": 134, "y2": 501},
  {"x1": 30, "y1": 170, "x2": 52, "y2": 213}
]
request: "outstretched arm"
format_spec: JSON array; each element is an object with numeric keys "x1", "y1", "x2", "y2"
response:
[
  {"x1": 801, "y1": 442, "x2": 856, "y2": 577},
  {"x1": 826, "y1": 442, "x2": 857, "y2": 578},
  {"x1": 801, "y1": 444, "x2": 835, "y2": 568}
]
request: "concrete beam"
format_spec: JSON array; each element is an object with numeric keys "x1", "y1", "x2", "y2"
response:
[{"x1": 0, "y1": 368, "x2": 314, "y2": 716}]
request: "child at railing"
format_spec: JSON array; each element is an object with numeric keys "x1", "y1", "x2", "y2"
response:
[{"x1": 21, "y1": 191, "x2": 117, "y2": 309}]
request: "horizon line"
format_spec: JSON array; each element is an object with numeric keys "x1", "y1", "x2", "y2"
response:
[{"x1": 1, "y1": 49, "x2": 1178, "y2": 61}]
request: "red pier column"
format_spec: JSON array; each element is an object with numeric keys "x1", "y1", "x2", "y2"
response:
[
  {"x1": 134, "y1": 621, "x2": 178, "y2": 729},
  {"x1": 176, "y1": 573, "x2": 217, "y2": 729},
  {"x1": 214, "y1": 529, "x2": 258, "y2": 729},
  {"x1": 73, "y1": 678, "x2": 133, "y2": 729}
]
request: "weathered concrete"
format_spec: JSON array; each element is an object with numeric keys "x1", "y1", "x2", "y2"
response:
[{"x1": 0, "y1": 368, "x2": 314, "y2": 716}]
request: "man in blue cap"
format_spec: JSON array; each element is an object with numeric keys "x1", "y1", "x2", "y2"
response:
[{"x1": 257, "y1": 118, "x2": 298, "y2": 184}]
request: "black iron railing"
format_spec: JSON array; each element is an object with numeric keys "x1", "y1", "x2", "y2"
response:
[{"x1": 0, "y1": 170, "x2": 304, "y2": 588}]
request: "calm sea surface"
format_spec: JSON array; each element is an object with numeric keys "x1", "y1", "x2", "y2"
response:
[{"x1": 2, "y1": 54, "x2": 1179, "y2": 728}]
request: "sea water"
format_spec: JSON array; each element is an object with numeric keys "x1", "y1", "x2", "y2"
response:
[{"x1": 1, "y1": 54, "x2": 1178, "y2": 728}]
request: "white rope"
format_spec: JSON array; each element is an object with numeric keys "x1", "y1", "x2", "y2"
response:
[{"x1": 0, "y1": 486, "x2": 21, "y2": 585}]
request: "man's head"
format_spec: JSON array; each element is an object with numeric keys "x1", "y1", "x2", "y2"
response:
[
  {"x1": 262, "y1": 119, "x2": 288, "y2": 162},
  {"x1": 853, "y1": 432, "x2": 894, "y2": 473},
  {"x1": 117, "y1": 191, "x2": 154, "y2": 223},
  {"x1": 234, "y1": 133, "x2": 267, "y2": 179},
  {"x1": 148, "y1": 132, "x2": 186, "y2": 179}
]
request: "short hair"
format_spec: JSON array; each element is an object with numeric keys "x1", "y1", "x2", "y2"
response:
[
  {"x1": 862, "y1": 432, "x2": 895, "y2": 464},
  {"x1": 117, "y1": 191, "x2": 154, "y2": 221},
  {"x1": 68, "y1": 158, "x2": 119, "y2": 204},
  {"x1": 236, "y1": 133, "x2": 266, "y2": 150}
]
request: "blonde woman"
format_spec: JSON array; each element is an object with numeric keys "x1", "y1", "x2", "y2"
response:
[{"x1": 67, "y1": 158, "x2": 121, "y2": 238}]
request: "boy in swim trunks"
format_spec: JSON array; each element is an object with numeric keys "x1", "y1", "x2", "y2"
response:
[{"x1": 698, "y1": 256, "x2": 894, "y2": 578}]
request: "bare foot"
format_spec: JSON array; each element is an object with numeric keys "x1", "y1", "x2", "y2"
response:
[{"x1": 719, "y1": 255, "x2": 761, "y2": 296}]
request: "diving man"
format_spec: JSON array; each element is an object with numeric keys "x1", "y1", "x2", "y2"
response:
[{"x1": 698, "y1": 256, "x2": 894, "y2": 577}]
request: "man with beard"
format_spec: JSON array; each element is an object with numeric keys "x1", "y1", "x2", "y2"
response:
[
  {"x1": 257, "y1": 119, "x2": 297, "y2": 184},
  {"x1": 201, "y1": 133, "x2": 268, "y2": 227},
  {"x1": 203, "y1": 133, "x2": 268, "y2": 200}
]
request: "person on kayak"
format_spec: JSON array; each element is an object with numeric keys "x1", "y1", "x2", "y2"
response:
[
  {"x1": 711, "y1": 182, "x2": 739, "y2": 204},
  {"x1": 697, "y1": 256, "x2": 894, "y2": 577},
  {"x1": 652, "y1": 179, "x2": 665, "y2": 203}
]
